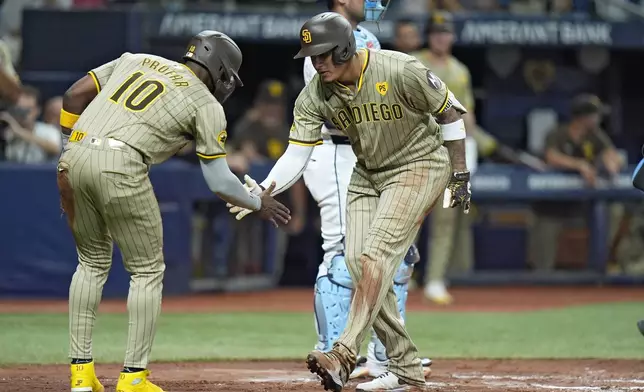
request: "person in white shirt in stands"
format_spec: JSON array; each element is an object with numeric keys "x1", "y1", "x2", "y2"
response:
[{"x1": 2, "y1": 86, "x2": 61, "y2": 163}]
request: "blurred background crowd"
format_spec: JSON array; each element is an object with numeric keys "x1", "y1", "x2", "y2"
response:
[{"x1": 1, "y1": 0, "x2": 644, "y2": 302}]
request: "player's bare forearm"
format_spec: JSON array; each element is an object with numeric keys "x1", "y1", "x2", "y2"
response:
[
  {"x1": 436, "y1": 107, "x2": 468, "y2": 172},
  {"x1": 63, "y1": 75, "x2": 99, "y2": 117},
  {"x1": 444, "y1": 139, "x2": 467, "y2": 172}
]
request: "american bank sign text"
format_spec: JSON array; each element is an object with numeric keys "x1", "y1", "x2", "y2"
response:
[{"x1": 460, "y1": 20, "x2": 612, "y2": 46}]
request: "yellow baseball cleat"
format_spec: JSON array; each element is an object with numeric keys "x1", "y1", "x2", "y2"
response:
[
  {"x1": 116, "y1": 370, "x2": 164, "y2": 392},
  {"x1": 70, "y1": 361, "x2": 104, "y2": 392}
]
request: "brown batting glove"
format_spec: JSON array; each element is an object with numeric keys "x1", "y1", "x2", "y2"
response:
[{"x1": 442, "y1": 171, "x2": 471, "y2": 214}]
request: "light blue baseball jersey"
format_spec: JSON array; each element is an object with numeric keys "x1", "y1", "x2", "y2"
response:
[
  {"x1": 354, "y1": 25, "x2": 381, "y2": 50},
  {"x1": 303, "y1": 26, "x2": 380, "y2": 136}
]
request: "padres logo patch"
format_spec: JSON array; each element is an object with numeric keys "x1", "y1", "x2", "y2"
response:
[
  {"x1": 217, "y1": 130, "x2": 228, "y2": 147},
  {"x1": 376, "y1": 82, "x2": 388, "y2": 96},
  {"x1": 302, "y1": 29, "x2": 312, "y2": 44},
  {"x1": 426, "y1": 70, "x2": 442, "y2": 90}
]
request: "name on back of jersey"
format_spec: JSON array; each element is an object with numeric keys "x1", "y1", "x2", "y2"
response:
[{"x1": 141, "y1": 57, "x2": 190, "y2": 87}]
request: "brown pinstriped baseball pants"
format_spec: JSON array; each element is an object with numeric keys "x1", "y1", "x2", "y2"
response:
[
  {"x1": 58, "y1": 141, "x2": 164, "y2": 369},
  {"x1": 335, "y1": 147, "x2": 450, "y2": 386}
]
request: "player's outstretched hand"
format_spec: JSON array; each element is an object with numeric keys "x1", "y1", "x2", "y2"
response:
[
  {"x1": 227, "y1": 175, "x2": 262, "y2": 217},
  {"x1": 443, "y1": 171, "x2": 471, "y2": 214},
  {"x1": 258, "y1": 181, "x2": 291, "y2": 228}
]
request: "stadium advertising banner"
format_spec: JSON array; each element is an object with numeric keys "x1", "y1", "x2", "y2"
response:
[{"x1": 150, "y1": 11, "x2": 639, "y2": 48}]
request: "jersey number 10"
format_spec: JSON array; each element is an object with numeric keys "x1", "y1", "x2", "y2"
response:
[{"x1": 109, "y1": 71, "x2": 166, "y2": 112}]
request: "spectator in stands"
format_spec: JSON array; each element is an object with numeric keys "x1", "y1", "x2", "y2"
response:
[
  {"x1": 0, "y1": 38, "x2": 20, "y2": 105},
  {"x1": 1, "y1": 86, "x2": 62, "y2": 163},
  {"x1": 530, "y1": 94, "x2": 624, "y2": 271},
  {"x1": 393, "y1": 19, "x2": 422, "y2": 54},
  {"x1": 43, "y1": 96, "x2": 63, "y2": 127},
  {"x1": 227, "y1": 80, "x2": 307, "y2": 271},
  {"x1": 544, "y1": 95, "x2": 622, "y2": 190},
  {"x1": 411, "y1": 12, "x2": 476, "y2": 304},
  {"x1": 0, "y1": 38, "x2": 21, "y2": 160}
]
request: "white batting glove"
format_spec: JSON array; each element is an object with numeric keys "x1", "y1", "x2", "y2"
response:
[{"x1": 226, "y1": 175, "x2": 263, "y2": 220}]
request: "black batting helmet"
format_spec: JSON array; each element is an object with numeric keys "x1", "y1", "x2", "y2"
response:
[
  {"x1": 183, "y1": 30, "x2": 243, "y2": 103},
  {"x1": 293, "y1": 12, "x2": 356, "y2": 65}
]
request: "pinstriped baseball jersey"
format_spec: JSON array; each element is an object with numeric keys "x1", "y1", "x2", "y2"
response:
[
  {"x1": 79, "y1": 52, "x2": 227, "y2": 164},
  {"x1": 291, "y1": 49, "x2": 451, "y2": 170},
  {"x1": 303, "y1": 25, "x2": 380, "y2": 138}
]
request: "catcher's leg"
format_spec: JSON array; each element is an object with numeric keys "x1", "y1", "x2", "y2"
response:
[
  {"x1": 313, "y1": 254, "x2": 354, "y2": 352},
  {"x1": 303, "y1": 143, "x2": 356, "y2": 352},
  {"x1": 59, "y1": 149, "x2": 114, "y2": 365}
]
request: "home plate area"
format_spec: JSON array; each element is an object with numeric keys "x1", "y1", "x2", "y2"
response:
[{"x1": 1, "y1": 359, "x2": 643, "y2": 392}]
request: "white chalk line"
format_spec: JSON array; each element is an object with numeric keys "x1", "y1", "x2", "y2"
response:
[
  {"x1": 529, "y1": 383, "x2": 643, "y2": 391},
  {"x1": 454, "y1": 372, "x2": 644, "y2": 384},
  {"x1": 240, "y1": 371, "x2": 644, "y2": 390}
]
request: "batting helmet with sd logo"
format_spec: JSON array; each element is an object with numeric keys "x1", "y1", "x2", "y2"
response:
[
  {"x1": 293, "y1": 12, "x2": 356, "y2": 65},
  {"x1": 183, "y1": 30, "x2": 243, "y2": 103}
]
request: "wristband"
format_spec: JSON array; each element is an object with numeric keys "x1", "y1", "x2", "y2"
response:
[
  {"x1": 60, "y1": 109, "x2": 80, "y2": 129},
  {"x1": 440, "y1": 119, "x2": 466, "y2": 141},
  {"x1": 451, "y1": 170, "x2": 470, "y2": 182}
]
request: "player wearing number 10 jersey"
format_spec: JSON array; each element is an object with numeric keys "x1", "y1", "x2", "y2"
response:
[{"x1": 57, "y1": 31, "x2": 289, "y2": 392}]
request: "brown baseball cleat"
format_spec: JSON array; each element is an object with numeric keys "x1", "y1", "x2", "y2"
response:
[{"x1": 306, "y1": 350, "x2": 349, "y2": 392}]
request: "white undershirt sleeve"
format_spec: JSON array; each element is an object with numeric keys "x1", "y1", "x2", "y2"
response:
[{"x1": 259, "y1": 144, "x2": 314, "y2": 196}]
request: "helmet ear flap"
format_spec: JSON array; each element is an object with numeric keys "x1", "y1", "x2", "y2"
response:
[
  {"x1": 331, "y1": 27, "x2": 357, "y2": 65},
  {"x1": 331, "y1": 47, "x2": 346, "y2": 65}
]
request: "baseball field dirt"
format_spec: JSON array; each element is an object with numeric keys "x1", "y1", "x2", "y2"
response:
[{"x1": 1, "y1": 287, "x2": 643, "y2": 392}]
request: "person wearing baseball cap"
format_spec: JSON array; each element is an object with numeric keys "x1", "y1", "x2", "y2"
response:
[
  {"x1": 570, "y1": 93, "x2": 610, "y2": 118},
  {"x1": 530, "y1": 93, "x2": 624, "y2": 271},
  {"x1": 410, "y1": 12, "x2": 476, "y2": 305}
]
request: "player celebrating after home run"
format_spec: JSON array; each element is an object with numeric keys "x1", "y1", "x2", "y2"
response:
[
  {"x1": 302, "y1": 0, "x2": 430, "y2": 381},
  {"x1": 227, "y1": 11, "x2": 471, "y2": 392},
  {"x1": 58, "y1": 31, "x2": 289, "y2": 392}
]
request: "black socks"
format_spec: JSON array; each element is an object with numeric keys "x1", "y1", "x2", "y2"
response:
[
  {"x1": 71, "y1": 358, "x2": 144, "y2": 374},
  {"x1": 122, "y1": 367, "x2": 145, "y2": 373}
]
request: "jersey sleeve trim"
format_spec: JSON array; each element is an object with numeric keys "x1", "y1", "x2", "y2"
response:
[
  {"x1": 88, "y1": 71, "x2": 101, "y2": 93},
  {"x1": 196, "y1": 152, "x2": 227, "y2": 160},
  {"x1": 435, "y1": 89, "x2": 451, "y2": 115},
  {"x1": 289, "y1": 138, "x2": 323, "y2": 147}
]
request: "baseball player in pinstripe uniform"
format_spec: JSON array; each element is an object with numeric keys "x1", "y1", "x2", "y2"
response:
[
  {"x1": 58, "y1": 31, "x2": 289, "y2": 392},
  {"x1": 227, "y1": 12, "x2": 471, "y2": 392},
  {"x1": 302, "y1": 0, "x2": 431, "y2": 381}
]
